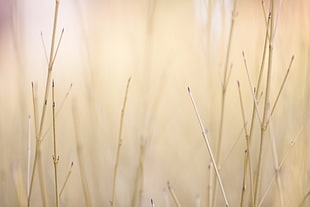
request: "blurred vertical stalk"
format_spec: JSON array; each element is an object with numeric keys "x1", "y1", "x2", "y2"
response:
[
  {"x1": 131, "y1": 139, "x2": 146, "y2": 207},
  {"x1": 111, "y1": 78, "x2": 131, "y2": 207},
  {"x1": 212, "y1": 0, "x2": 237, "y2": 206}
]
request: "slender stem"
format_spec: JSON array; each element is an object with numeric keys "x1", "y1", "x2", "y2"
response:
[
  {"x1": 167, "y1": 181, "x2": 182, "y2": 207},
  {"x1": 270, "y1": 55, "x2": 294, "y2": 116},
  {"x1": 52, "y1": 80, "x2": 59, "y2": 207},
  {"x1": 237, "y1": 81, "x2": 254, "y2": 207},
  {"x1": 40, "y1": 32, "x2": 49, "y2": 65},
  {"x1": 208, "y1": 160, "x2": 213, "y2": 207},
  {"x1": 243, "y1": 4, "x2": 271, "y2": 207},
  {"x1": 242, "y1": 51, "x2": 262, "y2": 124},
  {"x1": 268, "y1": 118, "x2": 285, "y2": 207},
  {"x1": 111, "y1": 77, "x2": 132, "y2": 207},
  {"x1": 240, "y1": 149, "x2": 248, "y2": 207},
  {"x1": 258, "y1": 125, "x2": 305, "y2": 207},
  {"x1": 163, "y1": 188, "x2": 171, "y2": 207},
  {"x1": 254, "y1": 1, "x2": 275, "y2": 205},
  {"x1": 27, "y1": 115, "x2": 31, "y2": 198},
  {"x1": 28, "y1": 2, "x2": 60, "y2": 206},
  {"x1": 42, "y1": 83, "x2": 73, "y2": 140},
  {"x1": 59, "y1": 162, "x2": 74, "y2": 198},
  {"x1": 27, "y1": 83, "x2": 39, "y2": 207},
  {"x1": 188, "y1": 87, "x2": 229, "y2": 207},
  {"x1": 248, "y1": 3, "x2": 271, "y2": 143},
  {"x1": 38, "y1": 0, "x2": 59, "y2": 139},
  {"x1": 213, "y1": 1, "x2": 237, "y2": 205},
  {"x1": 37, "y1": 151, "x2": 48, "y2": 207}
]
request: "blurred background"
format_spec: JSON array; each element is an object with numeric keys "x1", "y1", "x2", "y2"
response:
[{"x1": 0, "y1": 0, "x2": 309, "y2": 206}]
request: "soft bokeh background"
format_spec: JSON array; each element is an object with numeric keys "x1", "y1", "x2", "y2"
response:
[{"x1": 0, "y1": 0, "x2": 309, "y2": 206}]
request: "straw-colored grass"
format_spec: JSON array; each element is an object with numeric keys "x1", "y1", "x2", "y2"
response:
[{"x1": 0, "y1": 0, "x2": 309, "y2": 206}]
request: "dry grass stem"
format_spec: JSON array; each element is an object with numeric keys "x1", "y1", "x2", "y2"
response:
[
  {"x1": 52, "y1": 80, "x2": 60, "y2": 207},
  {"x1": 40, "y1": 32, "x2": 49, "y2": 65},
  {"x1": 111, "y1": 77, "x2": 132, "y2": 207},
  {"x1": 42, "y1": 83, "x2": 73, "y2": 140},
  {"x1": 167, "y1": 181, "x2": 182, "y2": 207},
  {"x1": 188, "y1": 87, "x2": 229, "y2": 207},
  {"x1": 28, "y1": 2, "x2": 62, "y2": 206},
  {"x1": 59, "y1": 162, "x2": 74, "y2": 198},
  {"x1": 258, "y1": 125, "x2": 306, "y2": 206},
  {"x1": 242, "y1": 51, "x2": 262, "y2": 124},
  {"x1": 237, "y1": 81, "x2": 254, "y2": 207},
  {"x1": 213, "y1": 1, "x2": 238, "y2": 205},
  {"x1": 131, "y1": 139, "x2": 146, "y2": 207},
  {"x1": 27, "y1": 115, "x2": 31, "y2": 198},
  {"x1": 268, "y1": 118, "x2": 285, "y2": 207},
  {"x1": 254, "y1": 1, "x2": 275, "y2": 205},
  {"x1": 270, "y1": 55, "x2": 294, "y2": 116},
  {"x1": 163, "y1": 188, "x2": 171, "y2": 207}
]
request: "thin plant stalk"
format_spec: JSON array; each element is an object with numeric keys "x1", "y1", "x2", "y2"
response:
[
  {"x1": 163, "y1": 188, "x2": 171, "y2": 207},
  {"x1": 188, "y1": 87, "x2": 229, "y2": 207},
  {"x1": 208, "y1": 160, "x2": 213, "y2": 207},
  {"x1": 254, "y1": 54, "x2": 297, "y2": 205},
  {"x1": 270, "y1": 55, "x2": 294, "y2": 116},
  {"x1": 42, "y1": 83, "x2": 73, "y2": 140},
  {"x1": 38, "y1": 0, "x2": 60, "y2": 139},
  {"x1": 242, "y1": 51, "x2": 262, "y2": 124},
  {"x1": 213, "y1": 0, "x2": 237, "y2": 205},
  {"x1": 59, "y1": 162, "x2": 74, "y2": 198},
  {"x1": 37, "y1": 154, "x2": 48, "y2": 207},
  {"x1": 52, "y1": 80, "x2": 59, "y2": 207},
  {"x1": 244, "y1": 5, "x2": 271, "y2": 207},
  {"x1": 27, "y1": 115, "x2": 31, "y2": 198},
  {"x1": 254, "y1": 1, "x2": 275, "y2": 205},
  {"x1": 248, "y1": 4, "x2": 272, "y2": 144},
  {"x1": 258, "y1": 125, "x2": 305, "y2": 206},
  {"x1": 237, "y1": 81, "x2": 254, "y2": 207},
  {"x1": 268, "y1": 118, "x2": 285, "y2": 207},
  {"x1": 131, "y1": 139, "x2": 146, "y2": 207},
  {"x1": 240, "y1": 150, "x2": 248, "y2": 207},
  {"x1": 221, "y1": 127, "x2": 244, "y2": 166},
  {"x1": 111, "y1": 77, "x2": 132, "y2": 207},
  {"x1": 28, "y1": 83, "x2": 48, "y2": 207},
  {"x1": 28, "y1": 1, "x2": 60, "y2": 206},
  {"x1": 167, "y1": 181, "x2": 182, "y2": 207}
]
